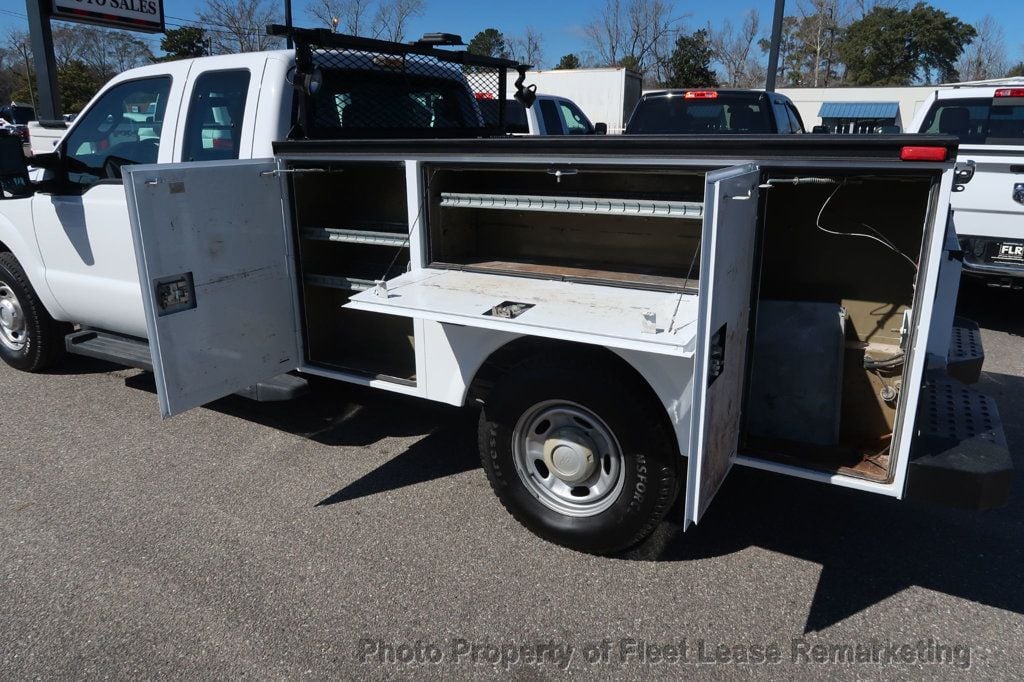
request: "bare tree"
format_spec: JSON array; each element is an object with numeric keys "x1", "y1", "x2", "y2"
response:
[
  {"x1": 306, "y1": 0, "x2": 374, "y2": 35},
  {"x1": 957, "y1": 15, "x2": 1008, "y2": 82},
  {"x1": 372, "y1": 0, "x2": 425, "y2": 42},
  {"x1": 709, "y1": 9, "x2": 764, "y2": 87},
  {"x1": 4, "y1": 30, "x2": 35, "y2": 110},
  {"x1": 107, "y1": 31, "x2": 155, "y2": 74},
  {"x1": 198, "y1": 0, "x2": 283, "y2": 54},
  {"x1": 508, "y1": 27, "x2": 544, "y2": 67},
  {"x1": 51, "y1": 25, "x2": 85, "y2": 71},
  {"x1": 795, "y1": 0, "x2": 843, "y2": 87},
  {"x1": 583, "y1": 0, "x2": 680, "y2": 81}
]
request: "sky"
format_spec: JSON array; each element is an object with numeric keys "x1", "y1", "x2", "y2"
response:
[{"x1": 1, "y1": 0, "x2": 1022, "y2": 68}]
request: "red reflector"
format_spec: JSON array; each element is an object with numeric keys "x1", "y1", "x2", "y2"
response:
[
  {"x1": 995, "y1": 88, "x2": 1024, "y2": 98},
  {"x1": 684, "y1": 90, "x2": 718, "y2": 99},
  {"x1": 900, "y1": 146, "x2": 947, "y2": 161},
  {"x1": 474, "y1": 91, "x2": 495, "y2": 100}
]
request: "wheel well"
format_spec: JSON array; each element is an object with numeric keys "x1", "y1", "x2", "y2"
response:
[
  {"x1": 0, "y1": 239, "x2": 9, "y2": 253},
  {"x1": 468, "y1": 337, "x2": 680, "y2": 456}
]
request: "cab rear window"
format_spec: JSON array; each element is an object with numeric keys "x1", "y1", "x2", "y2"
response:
[
  {"x1": 627, "y1": 93, "x2": 773, "y2": 134},
  {"x1": 919, "y1": 97, "x2": 1024, "y2": 145}
]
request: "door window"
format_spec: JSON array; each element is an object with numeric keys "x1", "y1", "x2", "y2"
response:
[
  {"x1": 182, "y1": 70, "x2": 251, "y2": 161},
  {"x1": 786, "y1": 105, "x2": 804, "y2": 133},
  {"x1": 63, "y1": 77, "x2": 171, "y2": 188},
  {"x1": 558, "y1": 100, "x2": 591, "y2": 135},
  {"x1": 772, "y1": 103, "x2": 792, "y2": 133},
  {"x1": 538, "y1": 99, "x2": 564, "y2": 135}
]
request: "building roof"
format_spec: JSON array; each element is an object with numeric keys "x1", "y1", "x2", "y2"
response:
[{"x1": 818, "y1": 101, "x2": 900, "y2": 119}]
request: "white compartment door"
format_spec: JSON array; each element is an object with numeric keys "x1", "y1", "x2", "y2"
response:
[
  {"x1": 684, "y1": 164, "x2": 761, "y2": 527},
  {"x1": 124, "y1": 159, "x2": 300, "y2": 418}
]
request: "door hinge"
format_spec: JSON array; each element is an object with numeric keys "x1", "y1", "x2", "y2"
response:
[
  {"x1": 258, "y1": 168, "x2": 341, "y2": 176},
  {"x1": 953, "y1": 160, "x2": 976, "y2": 190}
]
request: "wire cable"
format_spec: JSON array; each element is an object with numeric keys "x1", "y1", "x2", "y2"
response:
[{"x1": 814, "y1": 180, "x2": 919, "y2": 271}]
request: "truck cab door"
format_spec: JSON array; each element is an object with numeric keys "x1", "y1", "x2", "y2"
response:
[
  {"x1": 124, "y1": 159, "x2": 301, "y2": 417},
  {"x1": 684, "y1": 164, "x2": 761, "y2": 527}
]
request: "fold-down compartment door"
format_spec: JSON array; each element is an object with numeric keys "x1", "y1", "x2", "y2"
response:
[
  {"x1": 684, "y1": 164, "x2": 760, "y2": 527},
  {"x1": 124, "y1": 159, "x2": 300, "y2": 418}
]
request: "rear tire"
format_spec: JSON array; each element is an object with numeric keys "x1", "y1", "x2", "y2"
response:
[
  {"x1": 478, "y1": 352, "x2": 680, "y2": 554},
  {"x1": 0, "y1": 252, "x2": 66, "y2": 372}
]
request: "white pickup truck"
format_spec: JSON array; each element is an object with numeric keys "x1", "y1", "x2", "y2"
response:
[
  {"x1": 0, "y1": 28, "x2": 1013, "y2": 554},
  {"x1": 0, "y1": 37, "x2": 543, "y2": 372},
  {"x1": 909, "y1": 80, "x2": 1024, "y2": 286}
]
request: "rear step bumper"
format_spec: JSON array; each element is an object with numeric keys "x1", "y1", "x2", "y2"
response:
[
  {"x1": 65, "y1": 330, "x2": 308, "y2": 403},
  {"x1": 907, "y1": 371, "x2": 1013, "y2": 511},
  {"x1": 948, "y1": 317, "x2": 984, "y2": 385}
]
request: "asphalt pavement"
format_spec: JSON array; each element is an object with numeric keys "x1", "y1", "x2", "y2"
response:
[{"x1": 1, "y1": 280, "x2": 1022, "y2": 679}]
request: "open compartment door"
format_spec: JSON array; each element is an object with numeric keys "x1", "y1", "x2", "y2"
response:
[
  {"x1": 124, "y1": 159, "x2": 301, "y2": 417},
  {"x1": 684, "y1": 164, "x2": 761, "y2": 527}
]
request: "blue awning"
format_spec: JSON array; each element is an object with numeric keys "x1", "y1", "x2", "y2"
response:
[{"x1": 818, "y1": 102, "x2": 900, "y2": 119}]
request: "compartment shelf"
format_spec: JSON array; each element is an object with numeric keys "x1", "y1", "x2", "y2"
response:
[
  {"x1": 302, "y1": 226, "x2": 409, "y2": 247},
  {"x1": 304, "y1": 273, "x2": 376, "y2": 292},
  {"x1": 439, "y1": 192, "x2": 704, "y2": 220},
  {"x1": 346, "y1": 269, "x2": 698, "y2": 357}
]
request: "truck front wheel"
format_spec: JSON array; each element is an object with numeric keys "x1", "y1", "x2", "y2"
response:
[
  {"x1": 0, "y1": 253, "x2": 65, "y2": 372},
  {"x1": 478, "y1": 353, "x2": 680, "y2": 554}
]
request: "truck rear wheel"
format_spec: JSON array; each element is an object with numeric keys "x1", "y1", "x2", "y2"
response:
[
  {"x1": 0, "y1": 253, "x2": 65, "y2": 372},
  {"x1": 478, "y1": 353, "x2": 680, "y2": 554}
]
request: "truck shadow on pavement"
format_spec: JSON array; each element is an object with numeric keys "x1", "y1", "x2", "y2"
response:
[
  {"x1": 120, "y1": 363, "x2": 1024, "y2": 635},
  {"x1": 124, "y1": 372, "x2": 482, "y2": 506},
  {"x1": 630, "y1": 367, "x2": 1024, "y2": 633}
]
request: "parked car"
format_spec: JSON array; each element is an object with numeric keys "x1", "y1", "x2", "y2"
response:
[
  {"x1": 0, "y1": 102, "x2": 34, "y2": 144},
  {"x1": 625, "y1": 89, "x2": 805, "y2": 135},
  {"x1": 477, "y1": 94, "x2": 606, "y2": 135},
  {"x1": 909, "y1": 81, "x2": 1024, "y2": 287}
]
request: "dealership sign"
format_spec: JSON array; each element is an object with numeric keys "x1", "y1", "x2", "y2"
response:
[{"x1": 50, "y1": 0, "x2": 165, "y2": 34}]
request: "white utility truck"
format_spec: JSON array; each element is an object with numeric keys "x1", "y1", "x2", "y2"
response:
[
  {"x1": 909, "y1": 80, "x2": 1024, "y2": 287},
  {"x1": 0, "y1": 28, "x2": 1013, "y2": 554}
]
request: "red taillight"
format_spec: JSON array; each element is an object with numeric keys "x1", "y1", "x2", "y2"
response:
[
  {"x1": 684, "y1": 90, "x2": 718, "y2": 99},
  {"x1": 212, "y1": 138, "x2": 234, "y2": 150},
  {"x1": 900, "y1": 146, "x2": 948, "y2": 161},
  {"x1": 474, "y1": 92, "x2": 495, "y2": 100},
  {"x1": 994, "y1": 88, "x2": 1024, "y2": 98}
]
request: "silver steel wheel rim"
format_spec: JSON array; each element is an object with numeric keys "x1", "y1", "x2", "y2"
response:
[
  {"x1": 512, "y1": 400, "x2": 625, "y2": 518},
  {"x1": 0, "y1": 281, "x2": 27, "y2": 352}
]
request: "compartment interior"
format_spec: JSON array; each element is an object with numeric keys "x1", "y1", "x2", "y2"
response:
[
  {"x1": 290, "y1": 162, "x2": 416, "y2": 381},
  {"x1": 285, "y1": 157, "x2": 937, "y2": 484},
  {"x1": 425, "y1": 166, "x2": 708, "y2": 291},
  {"x1": 740, "y1": 174, "x2": 934, "y2": 482}
]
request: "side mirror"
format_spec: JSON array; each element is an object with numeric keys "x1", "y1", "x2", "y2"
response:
[
  {"x1": 0, "y1": 134, "x2": 33, "y2": 199},
  {"x1": 812, "y1": 125, "x2": 830, "y2": 134},
  {"x1": 593, "y1": 122, "x2": 608, "y2": 135},
  {"x1": 28, "y1": 151, "x2": 61, "y2": 171}
]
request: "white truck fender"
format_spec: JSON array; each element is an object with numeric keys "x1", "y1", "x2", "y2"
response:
[{"x1": 0, "y1": 206, "x2": 70, "y2": 320}]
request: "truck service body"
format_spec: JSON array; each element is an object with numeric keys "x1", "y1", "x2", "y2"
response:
[{"x1": 0, "y1": 29, "x2": 1013, "y2": 553}]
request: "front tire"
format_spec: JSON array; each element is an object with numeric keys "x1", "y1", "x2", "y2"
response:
[
  {"x1": 0, "y1": 252, "x2": 66, "y2": 372},
  {"x1": 478, "y1": 352, "x2": 680, "y2": 554}
]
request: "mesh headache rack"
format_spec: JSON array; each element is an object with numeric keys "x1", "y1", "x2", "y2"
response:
[{"x1": 267, "y1": 24, "x2": 531, "y2": 139}]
